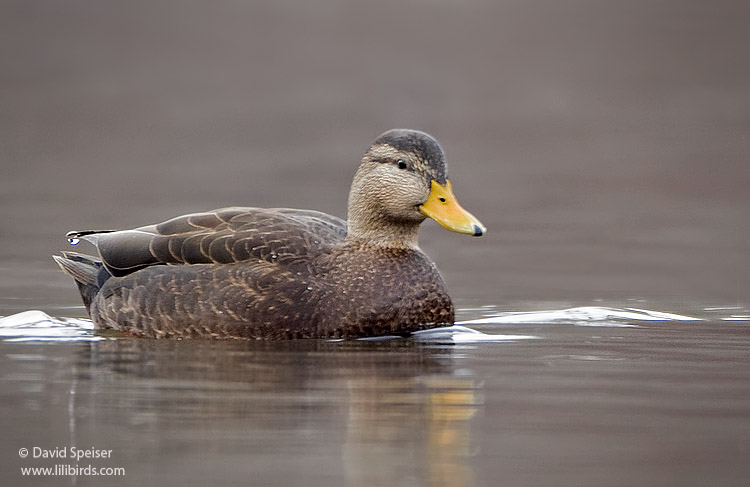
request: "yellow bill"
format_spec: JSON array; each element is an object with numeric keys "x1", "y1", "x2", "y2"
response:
[{"x1": 419, "y1": 180, "x2": 486, "y2": 236}]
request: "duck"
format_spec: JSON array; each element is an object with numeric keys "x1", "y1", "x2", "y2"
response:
[{"x1": 53, "y1": 129, "x2": 486, "y2": 339}]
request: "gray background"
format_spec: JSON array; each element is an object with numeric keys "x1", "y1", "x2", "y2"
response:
[{"x1": 2, "y1": 0, "x2": 748, "y2": 310}]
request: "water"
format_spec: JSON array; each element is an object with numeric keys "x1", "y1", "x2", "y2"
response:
[
  {"x1": 2, "y1": 1, "x2": 750, "y2": 485},
  {"x1": 1, "y1": 306, "x2": 749, "y2": 486}
]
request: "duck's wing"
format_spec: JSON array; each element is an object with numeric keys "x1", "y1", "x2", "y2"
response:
[{"x1": 69, "y1": 207, "x2": 347, "y2": 277}]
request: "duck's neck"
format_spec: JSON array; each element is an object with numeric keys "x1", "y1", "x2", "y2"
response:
[
  {"x1": 345, "y1": 214, "x2": 421, "y2": 250},
  {"x1": 346, "y1": 194, "x2": 422, "y2": 249}
]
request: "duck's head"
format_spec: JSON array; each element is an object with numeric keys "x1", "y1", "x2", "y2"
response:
[{"x1": 347, "y1": 129, "x2": 486, "y2": 248}]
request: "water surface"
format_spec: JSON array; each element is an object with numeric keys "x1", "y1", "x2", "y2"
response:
[{"x1": 2, "y1": 305, "x2": 749, "y2": 486}]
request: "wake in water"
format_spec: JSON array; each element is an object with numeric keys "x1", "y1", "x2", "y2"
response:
[
  {"x1": 458, "y1": 306, "x2": 701, "y2": 327},
  {"x1": 0, "y1": 310, "x2": 103, "y2": 343},
  {"x1": 0, "y1": 305, "x2": 733, "y2": 344}
]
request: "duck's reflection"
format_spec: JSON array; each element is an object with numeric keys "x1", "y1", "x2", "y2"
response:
[
  {"x1": 344, "y1": 375, "x2": 479, "y2": 487},
  {"x1": 75, "y1": 339, "x2": 480, "y2": 485}
]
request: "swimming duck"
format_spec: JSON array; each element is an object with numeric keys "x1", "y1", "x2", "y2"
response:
[{"x1": 53, "y1": 129, "x2": 486, "y2": 339}]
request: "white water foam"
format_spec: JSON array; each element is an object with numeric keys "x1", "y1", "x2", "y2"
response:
[
  {"x1": 722, "y1": 315, "x2": 750, "y2": 321},
  {"x1": 411, "y1": 326, "x2": 538, "y2": 344},
  {"x1": 0, "y1": 310, "x2": 103, "y2": 343},
  {"x1": 458, "y1": 306, "x2": 701, "y2": 328},
  {"x1": 338, "y1": 326, "x2": 538, "y2": 344}
]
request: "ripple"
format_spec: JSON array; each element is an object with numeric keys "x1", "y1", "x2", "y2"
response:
[
  {"x1": 722, "y1": 315, "x2": 750, "y2": 321},
  {"x1": 458, "y1": 306, "x2": 701, "y2": 327},
  {"x1": 0, "y1": 310, "x2": 103, "y2": 342},
  {"x1": 411, "y1": 326, "x2": 538, "y2": 344}
]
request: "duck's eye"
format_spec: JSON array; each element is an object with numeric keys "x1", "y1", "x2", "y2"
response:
[
  {"x1": 439, "y1": 197, "x2": 446, "y2": 203},
  {"x1": 397, "y1": 160, "x2": 407, "y2": 170}
]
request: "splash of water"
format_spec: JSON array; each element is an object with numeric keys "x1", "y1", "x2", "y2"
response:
[
  {"x1": 458, "y1": 306, "x2": 701, "y2": 328},
  {"x1": 0, "y1": 310, "x2": 103, "y2": 342}
]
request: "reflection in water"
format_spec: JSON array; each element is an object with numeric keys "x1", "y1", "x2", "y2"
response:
[
  {"x1": 426, "y1": 379, "x2": 478, "y2": 487},
  {"x1": 64, "y1": 339, "x2": 481, "y2": 485},
  {"x1": 344, "y1": 376, "x2": 479, "y2": 487}
]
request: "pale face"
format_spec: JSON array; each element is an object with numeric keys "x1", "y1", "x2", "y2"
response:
[{"x1": 361, "y1": 159, "x2": 431, "y2": 224}]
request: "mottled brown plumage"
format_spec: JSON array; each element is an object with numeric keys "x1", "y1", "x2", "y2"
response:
[{"x1": 53, "y1": 129, "x2": 485, "y2": 339}]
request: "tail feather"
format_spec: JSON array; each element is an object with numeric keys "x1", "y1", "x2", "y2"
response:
[
  {"x1": 53, "y1": 252, "x2": 107, "y2": 314},
  {"x1": 53, "y1": 251, "x2": 101, "y2": 285}
]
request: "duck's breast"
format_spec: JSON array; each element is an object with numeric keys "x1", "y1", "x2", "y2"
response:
[{"x1": 312, "y1": 246, "x2": 454, "y2": 336}]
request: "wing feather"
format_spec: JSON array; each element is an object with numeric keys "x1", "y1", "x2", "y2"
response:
[{"x1": 82, "y1": 207, "x2": 347, "y2": 277}]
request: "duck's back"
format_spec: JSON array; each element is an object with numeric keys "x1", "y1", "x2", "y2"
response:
[{"x1": 89, "y1": 207, "x2": 348, "y2": 276}]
